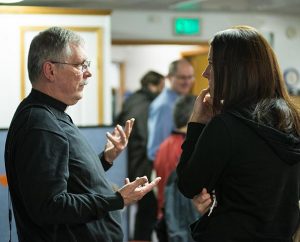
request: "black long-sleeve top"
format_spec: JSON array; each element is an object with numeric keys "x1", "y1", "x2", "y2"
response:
[
  {"x1": 177, "y1": 111, "x2": 300, "y2": 242},
  {"x1": 5, "y1": 89, "x2": 124, "y2": 242}
]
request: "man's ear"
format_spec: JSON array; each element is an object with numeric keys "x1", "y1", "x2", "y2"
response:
[{"x1": 43, "y1": 61, "x2": 56, "y2": 82}]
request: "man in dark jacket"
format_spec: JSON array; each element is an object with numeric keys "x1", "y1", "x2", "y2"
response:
[
  {"x1": 5, "y1": 26, "x2": 160, "y2": 242},
  {"x1": 115, "y1": 70, "x2": 164, "y2": 240}
]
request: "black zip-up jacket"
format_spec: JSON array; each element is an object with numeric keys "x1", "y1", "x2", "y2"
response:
[
  {"x1": 177, "y1": 110, "x2": 300, "y2": 242},
  {"x1": 5, "y1": 89, "x2": 124, "y2": 242}
]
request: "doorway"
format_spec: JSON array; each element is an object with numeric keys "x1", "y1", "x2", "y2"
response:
[
  {"x1": 181, "y1": 45, "x2": 209, "y2": 96},
  {"x1": 111, "y1": 41, "x2": 209, "y2": 118}
]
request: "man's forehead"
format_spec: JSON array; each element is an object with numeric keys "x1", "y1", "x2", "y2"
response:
[
  {"x1": 68, "y1": 44, "x2": 88, "y2": 59},
  {"x1": 176, "y1": 62, "x2": 193, "y2": 73}
]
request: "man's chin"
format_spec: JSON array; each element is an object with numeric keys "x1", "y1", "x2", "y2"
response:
[
  {"x1": 68, "y1": 95, "x2": 83, "y2": 106},
  {"x1": 179, "y1": 89, "x2": 191, "y2": 95}
]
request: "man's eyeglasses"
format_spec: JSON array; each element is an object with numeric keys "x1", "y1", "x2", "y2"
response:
[
  {"x1": 50, "y1": 60, "x2": 91, "y2": 72},
  {"x1": 175, "y1": 75, "x2": 195, "y2": 81}
]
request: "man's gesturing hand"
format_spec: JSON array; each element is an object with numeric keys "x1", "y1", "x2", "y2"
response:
[
  {"x1": 118, "y1": 176, "x2": 161, "y2": 206},
  {"x1": 104, "y1": 118, "x2": 135, "y2": 163}
]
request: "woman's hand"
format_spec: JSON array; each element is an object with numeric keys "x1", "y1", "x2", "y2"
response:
[
  {"x1": 189, "y1": 88, "x2": 213, "y2": 124},
  {"x1": 104, "y1": 118, "x2": 135, "y2": 164},
  {"x1": 192, "y1": 188, "x2": 213, "y2": 215}
]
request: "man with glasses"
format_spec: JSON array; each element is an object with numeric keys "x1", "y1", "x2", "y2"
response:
[
  {"x1": 5, "y1": 26, "x2": 160, "y2": 242},
  {"x1": 50, "y1": 60, "x2": 91, "y2": 71},
  {"x1": 145, "y1": 59, "x2": 194, "y2": 239},
  {"x1": 147, "y1": 59, "x2": 195, "y2": 163}
]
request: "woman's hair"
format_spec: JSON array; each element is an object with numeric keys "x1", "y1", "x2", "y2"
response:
[{"x1": 210, "y1": 25, "x2": 300, "y2": 134}]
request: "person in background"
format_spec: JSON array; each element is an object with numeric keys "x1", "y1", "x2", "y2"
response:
[
  {"x1": 5, "y1": 26, "x2": 160, "y2": 242},
  {"x1": 147, "y1": 59, "x2": 194, "y2": 163},
  {"x1": 154, "y1": 95, "x2": 200, "y2": 242},
  {"x1": 115, "y1": 70, "x2": 165, "y2": 241},
  {"x1": 177, "y1": 25, "x2": 300, "y2": 242},
  {"x1": 154, "y1": 94, "x2": 196, "y2": 220}
]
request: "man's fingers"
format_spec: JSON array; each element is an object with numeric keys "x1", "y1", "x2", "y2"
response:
[
  {"x1": 132, "y1": 176, "x2": 148, "y2": 188},
  {"x1": 124, "y1": 178, "x2": 130, "y2": 184},
  {"x1": 106, "y1": 132, "x2": 118, "y2": 145},
  {"x1": 119, "y1": 176, "x2": 160, "y2": 206},
  {"x1": 106, "y1": 129, "x2": 124, "y2": 148},
  {"x1": 150, "y1": 177, "x2": 161, "y2": 186},
  {"x1": 110, "y1": 119, "x2": 134, "y2": 146},
  {"x1": 124, "y1": 118, "x2": 135, "y2": 138},
  {"x1": 115, "y1": 124, "x2": 127, "y2": 144},
  {"x1": 140, "y1": 177, "x2": 161, "y2": 194}
]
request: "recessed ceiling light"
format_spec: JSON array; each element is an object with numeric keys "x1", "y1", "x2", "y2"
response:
[{"x1": 0, "y1": 0, "x2": 24, "y2": 3}]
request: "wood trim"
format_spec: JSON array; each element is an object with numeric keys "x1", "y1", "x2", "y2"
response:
[
  {"x1": 97, "y1": 28, "x2": 104, "y2": 125},
  {"x1": 181, "y1": 44, "x2": 209, "y2": 57},
  {"x1": 0, "y1": 6, "x2": 111, "y2": 15},
  {"x1": 112, "y1": 39, "x2": 208, "y2": 46}
]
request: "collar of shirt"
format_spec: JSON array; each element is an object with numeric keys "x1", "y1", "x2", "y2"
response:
[{"x1": 30, "y1": 88, "x2": 67, "y2": 112}]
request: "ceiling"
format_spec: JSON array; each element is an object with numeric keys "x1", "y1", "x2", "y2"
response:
[{"x1": 3, "y1": 0, "x2": 300, "y2": 15}]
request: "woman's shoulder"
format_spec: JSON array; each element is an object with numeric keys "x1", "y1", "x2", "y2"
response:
[
  {"x1": 208, "y1": 111, "x2": 246, "y2": 131},
  {"x1": 211, "y1": 112, "x2": 236, "y2": 124}
]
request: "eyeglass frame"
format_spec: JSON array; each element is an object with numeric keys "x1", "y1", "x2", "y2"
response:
[
  {"x1": 174, "y1": 74, "x2": 195, "y2": 81},
  {"x1": 50, "y1": 60, "x2": 91, "y2": 72}
]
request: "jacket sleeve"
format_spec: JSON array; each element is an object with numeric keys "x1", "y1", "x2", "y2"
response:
[
  {"x1": 99, "y1": 152, "x2": 113, "y2": 171},
  {"x1": 176, "y1": 117, "x2": 232, "y2": 198},
  {"x1": 15, "y1": 124, "x2": 123, "y2": 225}
]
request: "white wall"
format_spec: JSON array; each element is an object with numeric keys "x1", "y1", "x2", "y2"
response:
[
  {"x1": 111, "y1": 10, "x2": 300, "y2": 90},
  {"x1": 0, "y1": 10, "x2": 112, "y2": 128},
  {"x1": 1, "y1": 10, "x2": 300, "y2": 127},
  {"x1": 112, "y1": 45, "x2": 198, "y2": 91}
]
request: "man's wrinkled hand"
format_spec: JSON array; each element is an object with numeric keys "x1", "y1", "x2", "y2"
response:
[
  {"x1": 118, "y1": 176, "x2": 161, "y2": 206},
  {"x1": 104, "y1": 118, "x2": 135, "y2": 163}
]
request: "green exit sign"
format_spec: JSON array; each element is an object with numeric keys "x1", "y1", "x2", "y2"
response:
[{"x1": 174, "y1": 18, "x2": 201, "y2": 35}]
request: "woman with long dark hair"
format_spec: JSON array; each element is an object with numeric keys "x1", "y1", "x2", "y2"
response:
[{"x1": 177, "y1": 26, "x2": 300, "y2": 242}]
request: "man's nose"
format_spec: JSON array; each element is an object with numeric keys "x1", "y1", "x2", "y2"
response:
[{"x1": 84, "y1": 70, "x2": 92, "y2": 78}]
